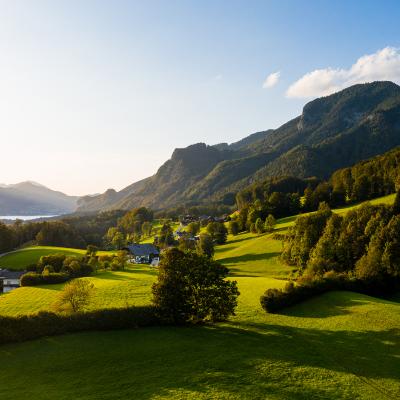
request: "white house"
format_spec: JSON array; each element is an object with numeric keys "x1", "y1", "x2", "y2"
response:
[
  {"x1": 124, "y1": 244, "x2": 160, "y2": 265},
  {"x1": 0, "y1": 269, "x2": 25, "y2": 293}
]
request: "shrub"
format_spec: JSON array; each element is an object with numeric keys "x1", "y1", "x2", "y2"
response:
[
  {"x1": 20, "y1": 272, "x2": 43, "y2": 286},
  {"x1": 260, "y1": 275, "x2": 400, "y2": 313},
  {"x1": 21, "y1": 272, "x2": 69, "y2": 286},
  {"x1": 53, "y1": 279, "x2": 95, "y2": 313}
]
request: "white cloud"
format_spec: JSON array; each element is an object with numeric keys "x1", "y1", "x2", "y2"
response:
[
  {"x1": 286, "y1": 47, "x2": 400, "y2": 98},
  {"x1": 263, "y1": 71, "x2": 280, "y2": 88}
]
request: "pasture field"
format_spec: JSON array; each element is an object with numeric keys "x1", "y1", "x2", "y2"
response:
[
  {"x1": 0, "y1": 288, "x2": 399, "y2": 399},
  {"x1": 0, "y1": 266, "x2": 156, "y2": 316},
  {"x1": 0, "y1": 246, "x2": 114, "y2": 271},
  {"x1": 0, "y1": 194, "x2": 399, "y2": 399}
]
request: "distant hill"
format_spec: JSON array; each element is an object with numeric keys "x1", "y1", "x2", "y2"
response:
[
  {"x1": 0, "y1": 181, "x2": 78, "y2": 215},
  {"x1": 77, "y1": 81, "x2": 400, "y2": 212}
]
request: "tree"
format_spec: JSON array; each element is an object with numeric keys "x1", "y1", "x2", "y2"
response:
[
  {"x1": 228, "y1": 220, "x2": 239, "y2": 235},
  {"x1": 196, "y1": 233, "x2": 214, "y2": 258},
  {"x1": 264, "y1": 214, "x2": 276, "y2": 232},
  {"x1": 356, "y1": 215, "x2": 400, "y2": 280},
  {"x1": 112, "y1": 232, "x2": 126, "y2": 250},
  {"x1": 0, "y1": 222, "x2": 16, "y2": 253},
  {"x1": 306, "y1": 214, "x2": 343, "y2": 276},
  {"x1": 255, "y1": 218, "x2": 264, "y2": 234},
  {"x1": 246, "y1": 208, "x2": 260, "y2": 229},
  {"x1": 393, "y1": 190, "x2": 400, "y2": 215},
  {"x1": 86, "y1": 245, "x2": 99, "y2": 256},
  {"x1": 142, "y1": 221, "x2": 153, "y2": 237},
  {"x1": 118, "y1": 207, "x2": 153, "y2": 234},
  {"x1": 206, "y1": 222, "x2": 228, "y2": 244},
  {"x1": 38, "y1": 253, "x2": 66, "y2": 272},
  {"x1": 115, "y1": 250, "x2": 128, "y2": 270},
  {"x1": 152, "y1": 248, "x2": 239, "y2": 323},
  {"x1": 186, "y1": 222, "x2": 200, "y2": 236},
  {"x1": 157, "y1": 223, "x2": 176, "y2": 248},
  {"x1": 36, "y1": 221, "x2": 85, "y2": 248},
  {"x1": 54, "y1": 279, "x2": 95, "y2": 313},
  {"x1": 178, "y1": 237, "x2": 196, "y2": 252}
]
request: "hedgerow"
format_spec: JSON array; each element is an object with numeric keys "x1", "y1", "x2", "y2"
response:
[
  {"x1": 260, "y1": 275, "x2": 400, "y2": 313},
  {"x1": 0, "y1": 306, "x2": 161, "y2": 345}
]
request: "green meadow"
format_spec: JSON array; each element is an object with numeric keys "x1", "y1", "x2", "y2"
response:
[
  {"x1": 0, "y1": 246, "x2": 114, "y2": 271},
  {"x1": 0, "y1": 194, "x2": 399, "y2": 399}
]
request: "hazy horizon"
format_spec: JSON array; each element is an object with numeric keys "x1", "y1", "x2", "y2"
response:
[{"x1": 1, "y1": 1, "x2": 400, "y2": 196}]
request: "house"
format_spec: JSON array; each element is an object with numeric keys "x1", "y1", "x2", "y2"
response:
[
  {"x1": 124, "y1": 244, "x2": 160, "y2": 265},
  {"x1": 0, "y1": 269, "x2": 25, "y2": 293}
]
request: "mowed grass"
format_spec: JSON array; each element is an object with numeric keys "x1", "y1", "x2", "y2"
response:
[
  {"x1": 0, "y1": 265, "x2": 156, "y2": 316},
  {"x1": 0, "y1": 246, "x2": 115, "y2": 271},
  {"x1": 0, "y1": 290, "x2": 399, "y2": 399},
  {"x1": 215, "y1": 232, "x2": 293, "y2": 279},
  {"x1": 0, "y1": 194, "x2": 399, "y2": 399}
]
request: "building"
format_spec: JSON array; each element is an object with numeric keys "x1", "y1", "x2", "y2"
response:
[
  {"x1": 124, "y1": 244, "x2": 160, "y2": 265},
  {"x1": 0, "y1": 269, "x2": 25, "y2": 293}
]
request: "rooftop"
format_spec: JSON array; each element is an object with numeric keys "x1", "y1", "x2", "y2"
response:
[
  {"x1": 0, "y1": 269, "x2": 25, "y2": 279},
  {"x1": 125, "y1": 244, "x2": 160, "y2": 257}
]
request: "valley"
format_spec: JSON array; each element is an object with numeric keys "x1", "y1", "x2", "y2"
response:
[{"x1": 0, "y1": 195, "x2": 399, "y2": 399}]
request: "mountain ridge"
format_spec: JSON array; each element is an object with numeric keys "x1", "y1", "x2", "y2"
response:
[
  {"x1": 72, "y1": 81, "x2": 400, "y2": 212},
  {"x1": 0, "y1": 181, "x2": 78, "y2": 216}
]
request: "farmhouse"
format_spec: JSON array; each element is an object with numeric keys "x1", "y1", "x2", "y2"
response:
[
  {"x1": 0, "y1": 269, "x2": 25, "y2": 293},
  {"x1": 124, "y1": 244, "x2": 160, "y2": 265}
]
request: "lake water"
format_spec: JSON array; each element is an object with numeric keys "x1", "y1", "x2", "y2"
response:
[{"x1": 0, "y1": 215, "x2": 59, "y2": 221}]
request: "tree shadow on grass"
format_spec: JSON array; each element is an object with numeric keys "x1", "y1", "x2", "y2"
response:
[
  {"x1": 219, "y1": 252, "x2": 281, "y2": 265},
  {"x1": 12, "y1": 321, "x2": 399, "y2": 400},
  {"x1": 96, "y1": 268, "x2": 157, "y2": 280},
  {"x1": 276, "y1": 291, "x2": 400, "y2": 319}
]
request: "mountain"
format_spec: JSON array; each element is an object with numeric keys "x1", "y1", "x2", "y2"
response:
[
  {"x1": 0, "y1": 181, "x2": 78, "y2": 215},
  {"x1": 77, "y1": 81, "x2": 400, "y2": 212}
]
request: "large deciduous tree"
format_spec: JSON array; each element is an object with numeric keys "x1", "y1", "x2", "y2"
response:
[{"x1": 152, "y1": 248, "x2": 239, "y2": 323}]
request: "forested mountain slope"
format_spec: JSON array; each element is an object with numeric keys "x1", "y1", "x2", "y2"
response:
[{"x1": 77, "y1": 81, "x2": 400, "y2": 212}]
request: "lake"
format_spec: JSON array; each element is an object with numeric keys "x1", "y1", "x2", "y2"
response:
[{"x1": 0, "y1": 215, "x2": 59, "y2": 221}]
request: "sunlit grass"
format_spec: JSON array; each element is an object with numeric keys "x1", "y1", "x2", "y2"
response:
[
  {"x1": 0, "y1": 194, "x2": 399, "y2": 399},
  {"x1": 0, "y1": 246, "x2": 114, "y2": 271}
]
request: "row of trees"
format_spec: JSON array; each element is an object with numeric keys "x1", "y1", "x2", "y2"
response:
[{"x1": 0, "y1": 220, "x2": 85, "y2": 254}]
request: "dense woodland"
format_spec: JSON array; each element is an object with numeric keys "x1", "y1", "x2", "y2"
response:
[
  {"x1": 234, "y1": 146, "x2": 400, "y2": 231},
  {"x1": 261, "y1": 193, "x2": 400, "y2": 312}
]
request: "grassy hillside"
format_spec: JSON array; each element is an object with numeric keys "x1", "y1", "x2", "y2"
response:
[
  {"x1": 0, "y1": 266, "x2": 156, "y2": 316},
  {"x1": 0, "y1": 290, "x2": 399, "y2": 399},
  {"x1": 0, "y1": 246, "x2": 114, "y2": 271},
  {"x1": 277, "y1": 192, "x2": 396, "y2": 233},
  {"x1": 0, "y1": 193, "x2": 399, "y2": 399}
]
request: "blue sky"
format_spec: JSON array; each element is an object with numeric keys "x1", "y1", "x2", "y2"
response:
[{"x1": 1, "y1": 0, "x2": 400, "y2": 195}]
